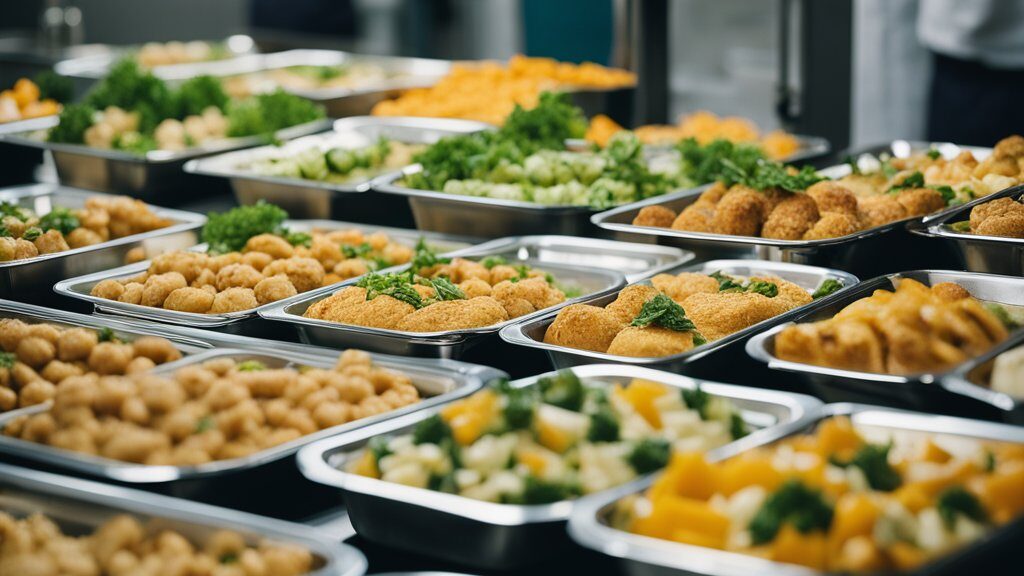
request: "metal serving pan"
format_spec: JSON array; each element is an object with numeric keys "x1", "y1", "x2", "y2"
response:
[
  {"x1": 296, "y1": 364, "x2": 823, "y2": 569},
  {"x1": 259, "y1": 246, "x2": 629, "y2": 358},
  {"x1": 53, "y1": 35, "x2": 261, "y2": 80},
  {"x1": 52, "y1": 220, "x2": 474, "y2": 337},
  {"x1": 0, "y1": 115, "x2": 333, "y2": 201},
  {"x1": 185, "y1": 116, "x2": 491, "y2": 221},
  {"x1": 0, "y1": 462, "x2": 366, "y2": 576},
  {"x1": 0, "y1": 347, "x2": 502, "y2": 519},
  {"x1": 500, "y1": 259, "x2": 858, "y2": 373},
  {"x1": 633, "y1": 133, "x2": 831, "y2": 166},
  {"x1": 591, "y1": 140, "x2": 995, "y2": 277},
  {"x1": 746, "y1": 269, "x2": 1024, "y2": 409},
  {"x1": 567, "y1": 402, "x2": 1024, "y2": 576},
  {"x1": 910, "y1": 183, "x2": 1024, "y2": 276},
  {"x1": 0, "y1": 183, "x2": 204, "y2": 300},
  {"x1": 940, "y1": 336, "x2": 1024, "y2": 426}
]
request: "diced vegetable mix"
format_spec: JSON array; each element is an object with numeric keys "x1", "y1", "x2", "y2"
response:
[
  {"x1": 349, "y1": 372, "x2": 748, "y2": 504},
  {"x1": 621, "y1": 416, "x2": 1024, "y2": 572}
]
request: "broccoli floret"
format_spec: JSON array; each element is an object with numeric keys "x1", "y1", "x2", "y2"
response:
[
  {"x1": 627, "y1": 438, "x2": 671, "y2": 474},
  {"x1": 681, "y1": 386, "x2": 711, "y2": 418},
  {"x1": 494, "y1": 379, "x2": 535, "y2": 430},
  {"x1": 812, "y1": 278, "x2": 844, "y2": 300},
  {"x1": 538, "y1": 370, "x2": 585, "y2": 412},
  {"x1": 428, "y1": 472, "x2": 459, "y2": 494},
  {"x1": 38, "y1": 207, "x2": 80, "y2": 235},
  {"x1": 201, "y1": 201, "x2": 289, "y2": 254},
  {"x1": 48, "y1": 103, "x2": 96, "y2": 144},
  {"x1": 96, "y1": 327, "x2": 119, "y2": 343},
  {"x1": 587, "y1": 405, "x2": 620, "y2": 443},
  {"x1": 226, "y1": 89, "x2": 325, "y2": 138},
  {"x1": 512, "y1": 475, "x2": 582, "y2": 505},
  {"x1": 84, "y1": 58, "x2": 175, "y2": 133},
  {"x1": 937, "y1": 486, "x2": 987, "y2": 530},
  {"x1": 367, "y1": 436, "x2": 392, "y2": 464},
  {"x1": 749, "y1": 479, "x2": 834, "y2": 544},
  {"x1": 411, "y1": 414, "x2": 452, "y2": 445},
  {"x1": 175, "y1": 75, "x2": 229, "y2": 117},
  {"x1": 729, "y1": 412, "x2": 749, "y2": 440},
  {"x1": 236, "y1": 360, "x2": 266, "y2": 372},
  {"x1": 33, "y1": 70, "x2": 73, "y2": 103},
  {"x1": 830, "y1": 443, "x2": 901, "y2": 491}
]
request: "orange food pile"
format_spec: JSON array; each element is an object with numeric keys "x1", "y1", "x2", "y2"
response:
[{"x1": 0, "y1": 78, "x2": 60, "y2": 124}]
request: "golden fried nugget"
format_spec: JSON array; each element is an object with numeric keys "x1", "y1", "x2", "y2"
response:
[
  {"x1": 395, "y1": 297, "x2": 509, "y2": 331},
  {"x1": 606, "y1": 326, "x2": 697, "y2": 357},
  {"x1": 604, "y1": 284, "x2": 661, "y2": 323},
  {"x1": 633, "y1": 205, "x2": 677, "y2": 228},
  {"x1": 711, "y1": 188, "x2": 766, "y2": 236},
  {"x1": 807, "y1": 181, "x2": 858, "y2": 216},
  {"x1": 856, "y1": 195, "x2": 908, "y2": 229},
  {"x1": 683, "y1": 291, "x2": 792, "y2": 341},
  {"x1": 649, "y1": 273, "x2": 719, "y2": 305},
  {"x1": 492, "y1": 277, "x2": 565, "y2": 319},
  {"x1": 543, "y1": 304, "x2": 624, "y2": 353},
  {"x1": 895, "y1": 188, "x2": 946, "y2": 217},
  {"x1": 802, "y1": 212, "x2": 860, "y2": 240},
  {"x1": 762, "y1": 193, "x2": 820, "y2": 239}
]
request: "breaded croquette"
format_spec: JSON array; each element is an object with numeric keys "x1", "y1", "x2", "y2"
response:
[
  {"x1": 395, "y1": 297, "x2": 509, "y2": 331},
  {"x1": 606, "y1": 326, "x2": 697, "y2": 357},
  {"x1": 711, "y1": 188, "x2": 766, "y2": 236},
  {"x1": 649, "y1": 273, "x2": 718, "y2": 304},
  {"x1": 802, "y1": 212, "x2": 860, "y2": 240},
  {"x1": 806, "y1": 181, "x2": 858, "y2": 216},
  {"x1": 894, "y1": 188, "x2": 946, "y2": 217},
  {"x1": 492, "y1": 277, "x2": 566, "y2": 318},
  {"x1": 965, "y1": 195, "x2": 1024, "y2": 238},
  {"x1": 761, "y1": 193, "x2": 819, "y2": 240},
  {"x1": 683, "y1": 291, "x2": 792, "y2": 342},
  {"x1": 856, "y1": 195, "x2": 907, "y2": 229},
  {"x1": 633, "y1": 205, "x2": 677, "y2": 228},
  {"x1": 543, "y1": 304, "x2": 625, "y2": 352},
  {"x1": 604, "y1": 284, "x2": 661, "y2": 323},
  {"x1": 304, "y1": 287, "x2": 416, "y2": 329}
]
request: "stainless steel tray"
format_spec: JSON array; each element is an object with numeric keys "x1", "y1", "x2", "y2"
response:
[
  {"x1": 185, "y1": 116, "x2": 490, "y2": 220},
  {"x1": 591, "y1": 141, "x2": 996, "y2": 277},
  {"x1": 567, "y1": 402, "x2": 1024, "y2": 576},
  {"x1": 0, "y1": 115, "x2": 333, "y2": 200},
  {"x1": 500, "y1": 259, "x2": 858, "y2": 373},
  {"x1": 52, "y1": 220, "x2": 475, "y2": 336},
  {"x1": 634, "y1": 133, "x2": 831, "y2": 166},
  {"x1": 296, "y1": 364, "x2": 823, "y2": 569},
  {"x1": 259, "y1": 247, "x2": 629, "y2": 358},
  {"x1": 53, "y1": 35, "x2": 261, "y2": 80},
  {"x1": 0, "y1": 183, "x2": 204, "y2": 299},
  {"x1": 0, "y1": 462, "x2": 366, "y2": 576},
  {"x1": 0, "y1": 347, "x2": 501, "y2": 484},
  {"x1": 911, "y1": 183, "x2": 1024, "y2": 276},
  {"x1": 746, "y1": 269, "x2": 1024, "y2": 407},
  {"x1": 940, "y1": 336, "x2": 1024, "y2": 426}
]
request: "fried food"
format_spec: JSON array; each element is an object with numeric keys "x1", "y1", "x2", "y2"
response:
[
  {"x1": 711, "y1": 187, "x2": 767, "y2": 236},
  {"x1": 775, "y1": 279, "x2": 1010, "y2": 374},
  {"x1": 492, "y1": 276, "x2": 566, "y2": 318},
  {"x1": 604, "y1": 284, "x2": 661, "y2": 323},
  {"x1": 305, "y1": 287, "x2": 416, "y2": 329},
  {"x1": 618, "y1": 111, "x2": 801, "y2": 160},
  {"x1": 633, "y1": 205, "x2": 677, "y2": 228},
  {"x1": 544, "y1": 304, "x2": 625, "y2": 352},
  {"x1": 4, "y1": 350, "x2": 419, "y2": 465},
  {"x1": 606, "y1": 326, "x2": 697, "y2": 357},
  {"x1": 648, "y1": 273, "x2": 718, "y2": 304},
  {"x1": 762, "y1": 193, "x2": 819, "y2": 239},
  {"x1": 396, "y1": 297, "x2": 509, "y2": 331},
  {"x1": 684, "y1": 291, "x2": 793, "y2": 342},
  {"x1": 964, "y1": 195, "x2": 1024, "y2": 238}
]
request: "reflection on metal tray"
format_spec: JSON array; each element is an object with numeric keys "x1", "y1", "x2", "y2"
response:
[
  {"x1": 185, "y1": 116, "x2": 491, "y2": 220},
  {"x1": 0, "y1": 184, "x2": 204, "y2": 298},
  {"x1": 0, "y1": 347, "x2": 501, "y2": 484},
  {"x1": 0, "y1": 462, "x2": 366, "y2": 576},
  {"x1": 52, "y1": 220, "x2": 475, "y2": 335},
  {"x1": 0, "y1": 116, "x2": 332, "y2": 200},
  {"x1": 500, "y1": 259, "x2": 858, "y2": 373},
  {"x1": 296, "y1": 364, "x2": 822, "y2": 570},
  {"x1": 259, "y1": 247, "x2": 628, "y2": 358},
  {"x1": 567, "y1": 402, "x2": 1024, "y2": 576},
  {"x1": 911, "y1": 184, "x2": 1024, "y2": 276},
  {"x1": 746, "y1": 270, "x2": 1024, "y2": 408},
  {"x1": 591, "y1": 141, "x2": 996, "y2": 277}
]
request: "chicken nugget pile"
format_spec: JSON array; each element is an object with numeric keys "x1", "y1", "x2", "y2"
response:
[
  {"x1": 957, "y1": 195, "x2": 1024, "y2": 238},
  {"x1": 0, "y1": 78, "x2": 60, "y2": 124},
  {"x1": 586, "y1": 110, "x2": 801, "y2": 160},
  {"x1": 0, "y1": 319, "x2": 182, "y2": 412},
  {"x1": 0, "y1": 512, "x2": 314, "y2": 576},
  {"x1": 371, "y1": 54, "x2": 635, "y2": 125},
  {"x1": 0, "y1": 196, "x2": 173, "y2": 263},
  {"x1": 4, "y1": 349, "x2": 419, "y2": 465},
  {"x1": 305, "y1": 255, "x2": 567, "y2": 332},
  {"x1": 621, "y1": 416, "x2": 1024, "y2": 572},
  {"x1": 775, "y1": 279, "x2": 1011, "y2": 375},
  {"x1": 633, "y1": 135, "x2": 1024, "y2": 240},
  {"x1": 544, "y1": 270, "x2": 817, "y2": 358}
]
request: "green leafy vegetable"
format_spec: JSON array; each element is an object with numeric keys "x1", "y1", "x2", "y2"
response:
[
  {"x1": 409, "y1": 238, "x2": 450, "y2": 272},
  {"x1": 937, "y1": 486, "x2": 987, "y2": 530},
  {"x1": 201, "y1": 201, "x2": 289, "y2": 254},
  {"x1": 984, "y1": 303, "x2": 1020, "y2": 330},
  {"x1": 237, "y1": 360, "x2": 266, "y2": 372},
  {"x1": 745, "y1": 280, "x2": 778, "y2": 298},
  {"x1": 538, "y1": 369, "x2": 585, "y2": 412},
  {"x1": 283, "y1": 230, "x2": 312, "y2": 248},
  {"x1": 412, "y1": 414, "x2": 453, "y2": 445},
  {"x1": 587, "y1": 405, "x2": 620, "y2": 442},
  {"x1": 226, "y1": 89, "x2": 325, "y2": 139},
  {"x1": 812, "y1": 278, "x2": 844, "y2": 300},
  {"x1": 829, "y1": 443, "x2": 901, "y2": 491},
  {"x1": 480, "y1": 255, "x2": 508, "y2": 269},
  {"x1": 627, "y1": 438, "x2": 671, "y2": 474},
  {"x1": 710, "y1": 271, "x2": 778, "y2": 297},
  {"x1": 0, "y1": 202, "x2": 29, "y2": 222},
  {"x1": 367, "y1": 436, "x2": 392, "y2": 464},
  {"x1": 20, "y1": 227, "x2": 42, "y2": 241},
  {"x1": 341, "y1": 243, "x2": 373, "y2": 259},
  {"x1": 927, "y1": 148, "x2": 942, "y2": 160},
  {"x1": 681, "y1": 386, "x2": 710, "y2": 418},
  {"x1": 729, "y1": 413, "x2": 749, "y2": 440},
  {"x1": 85, "y1": 58, "x2": 175, "y2": 133},
  {"x1": 494, "y1": 379, "x2": 535, "y2": 430},
  {"x1": 33, "y1": 70, "x2": 73, "y2": 103},
  {"x1": 678, "y1": 138, "x2": 766, "y2": 186},
  {"x1": 426, "y1": 277, "x2": 466, "y2": 302},
  {"x1": 501, "y1": 91, "x2": 587, "y2": 153},
  {"x1": 749, "y1": 480, "x2": 834, "y2": 544},
  {"x1": 175, "y1": 75, "x2": 229, "y2": 117},
  {"x1": 356, "y1": 272, "x2": 423, "y2": 308},
  {"x1": 507, "y1": 475, "x2": 582, "y2": 505},
  {"x1": 843, "y1": 155, "x2": 862, "y2": 176},
  {"x1": 0, "y1": 352, "x2": 15, "y2": 369},
  {"x1": 718, "y1": 159, "x2": 826, "y2": 192},
  {"x1": 887, "y1": 171, "x2": 925, "y2": 193},
  {"x1": 49, "y1": 103, "x2": 96, "y2": 144},
  {"x1": 96, "y1": 327, "x2": 119, "y2": 343},
  {"x1": 950, "y1": 221, "x2": 972, "y2": 233},
  {"x1": 194, "y1": 416, "x2": 215, "y2": 434},
  {"x1": 631, "y1": 294, "x2": 697, "y2": 333},
  {"x1": 38, "y1": 207, "x2": 79, "y2": 235}
]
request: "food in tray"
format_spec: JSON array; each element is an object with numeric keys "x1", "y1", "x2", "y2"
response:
[
  {"x1": 0, "y1": 196, "x2": 173, "y2": 263},
  {"x1": 617, "y1": 415, "x2": 1024, "y2": 572},
  {"x1": 245, "y1": 137, "x2": 422, "y2": 184},
  {"x1": 0, "y1": 512, "x2": 314, "y2": 576},
  {"x1": 775, "y1": 279, "x2": 1015, "y2": 375},
  {"x1": 399, "y1": 92, "x2": 687, "y2": 209},
  {"x1": 987, "y1": 345, "x2": 1024, "y2": 397},
  {"x1": 371, "y1": 54, "x2": 635, "y2": 125},
  {"x1": 586, "y1": 110, "x2": 802, "y2": 160},
  {"x1": 135, "y1": 39, "x2": 239, "y2": 67},
  {"x1": 46, "y1": 59, "x2": 323, "y2": 154},
  {"x1": 544, "y1": 270, "x2": 841, "y2": 358},
  {"x1": 948, "y1": 195, "x2": 1024, "y2": 238},
  {"x1": 304, "y1": 251, "x2": 574, "y2": 332},
  {"x1": 88, "y1": 202, "x2": 428, "y2": 314},
  {"x1": 223, "y1": 63, "x2": 403, "y2": 99},
  {"x1": 349, "y1": 371, "x2": 748, "y2": 503},
  {"x1": 4, "y1": 349, "x2": 419, "y2": 465},
  {"x1": 0, "y1": 319, "x2": 181, "y2": 412},
  {"x1": 0, "y1": 73, "x2": 71, "y2": 124},
  {"x1": 633, "y1": 135, "x2": 1024, "y2": 240}
]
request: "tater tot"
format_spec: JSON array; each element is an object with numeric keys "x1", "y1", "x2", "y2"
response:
[
  {"x1": 141, "y1": 272, "x2": 188, "y2": 308},
  {"x1": 241, "y1": 250, "x2": 274, "y2": 271},
  {"x1": 262, "y1": 258, "x2": 325, "y2": 293},
  {"x1": 16, "y1": 337, "x2": 56, "y2": 368},
  {"x1": 132, "y1": 336, "x2": 182, "y2": 364},
  {"x1": 88, "y1": 342, "x2": 134, "y2": 375},
  {"x1": 119, "y1": 282, "x2": 145, "y2": 304},
  {"x1": 91, "y1": 278, "x2": 126, "y2": 300},
  {"x1": 34, "y1": 229, "x2": 70, "y2": 254},
  {"x1": 57, "y1": 328, "x2": 99, "y2": 362}
]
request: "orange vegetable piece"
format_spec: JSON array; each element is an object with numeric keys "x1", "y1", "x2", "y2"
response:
[
  {"x1": 770, "y1": 524, "x2": 828, "y2": 570},
  {"x1": 633, "y1": 495, "x2": 729, "y2": 548},
  {"x1": 978, "y1": 464, "x2": 1024, "y2": 524},
  {"x1": 893, "y1": 483, "x2": 931, "y2": 514},
  {"x1": 829, "y1": 493, "x2": 879, "y2": 554},
  {"x1": 921, "y1": 440, "x2": 952, "y2": 464},
  {"x1": 887, "y1": 541, "x2": 928, "y2": 571},
  {"x1": 816, "y1": 417, "x2": 864, "y2": 460},
  {"x1": 719, "y1": 455, "x2": 784, "y2": 495},
  {"x1": 441, "y1": 389, "x2": 499, "y2": 445},
  {"x1": 616, "y1": 379, "x2": 669, "y2": 429},
  {"x1": 652, "y1": 452, "x2": 721, "y2": 501},
  {"x1": 352, "y1": 450, "x2": 379, "y2": 478}
]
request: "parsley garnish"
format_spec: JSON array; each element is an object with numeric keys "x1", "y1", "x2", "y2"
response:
[{"x1": 631, "y1": 294, "x2": 698, "y2": 333}]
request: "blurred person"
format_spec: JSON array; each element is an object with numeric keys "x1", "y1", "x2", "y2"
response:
[{"x1": 919, "y1": 0, "x2": 1024, "y2": 145}]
